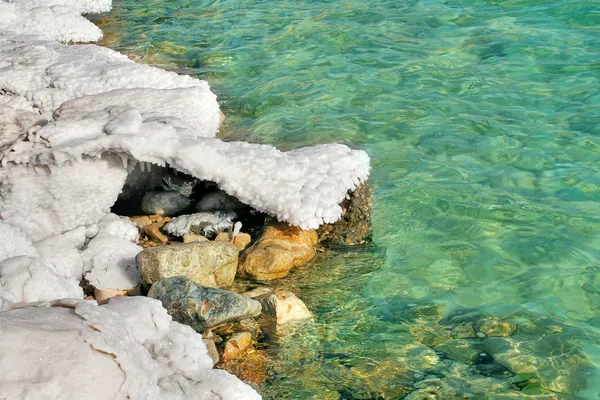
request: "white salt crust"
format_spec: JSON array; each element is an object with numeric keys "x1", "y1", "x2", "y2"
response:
[{"x1": 0, "y1": 297, "x2": 261, "y2": 399}]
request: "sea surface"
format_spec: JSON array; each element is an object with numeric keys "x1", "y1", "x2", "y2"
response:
[{"x1": 94, "y1": 1, "x2": 600, "y2": 398}]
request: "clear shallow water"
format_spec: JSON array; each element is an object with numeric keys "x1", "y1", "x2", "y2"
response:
[{"x1": 94, "y1": 0, "x2": 600, "y2": 398}]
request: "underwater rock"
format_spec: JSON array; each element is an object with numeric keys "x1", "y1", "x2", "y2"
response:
[
  {"x1": 238, "y1": 222, "x2": 318, "y2": 280},
  {"x1": 148, "y1": 276, "x2": 262, "y2": 331},
  {"x1": 478, "y1": 318, "x2": 517, "y2": 337},
  {"x1": 317, "y1": 182, "x2": 372, "y2": 245},
  {"x1": 141, "y1": 191, "x2": 192, "y2": 216},
  {"x1": 221, "y1": 331, "x2": 253, "y2": 362},
  {"x1": 434, "y1": 339, "x2": 487, "y2": 365},
  {"x1": 137, "y1": 242, "x2": 238, "y2": 288},
  {"x1": 258, "y1": 289, "x2": 313, "y2": 328},
  {"x1": 452, "y1": 322, "x2": 477, "y2": 339}
]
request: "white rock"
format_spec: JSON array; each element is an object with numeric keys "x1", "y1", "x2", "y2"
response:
[{"x1": 82, "y1": 233, "x2": 141, "y2": 290}]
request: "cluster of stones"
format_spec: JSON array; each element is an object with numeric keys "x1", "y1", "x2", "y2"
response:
[{"x1": 86, "y1": 181, "x2": 372, "y2": 384}]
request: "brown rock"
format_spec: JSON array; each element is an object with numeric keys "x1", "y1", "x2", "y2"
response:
[
  {"x1": 94, "y1": 288, "x2": 128, "y2": 304},
  {"x1": 317, "y1": 183, "x2": 372, "y2": 245},
  {"x1": 130, "y1": 215, "x2": 153, "y2": 229},
  {"x1": 143, "y1": 222, "x2": 168, "y2": 243},
  {"x1": 238, "y1": 222, "x2": 318, "y2": 280},
  {"x1": 183, "y1": 232, "x2": 209, "y2": 243},
  {"x1": 216, "y1": 231, "x2": 252, "y2": 251},
  {"x1": 218, "y1": 347, "x2": 268, "y2": 384},
  {"x1": 221, "y1": 331, "x2": 253, "y2": 362}
]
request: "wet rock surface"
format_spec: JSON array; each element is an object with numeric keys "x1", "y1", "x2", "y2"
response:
[
  {"x1": 258, "y1": 289, "x2": 313, "y2": 329},
  {"x1": 148, "y1": 276, "x2": 262, "y2": 331},
  {"x1": 317, "y1": 183, "x2": 373, "y2": 246},
  {"x1": 238, "y1": 222, "x2": 318, "y2": 281},
  {"x1": 137, "y1": 241, "x2": 238, "y2": 288}
]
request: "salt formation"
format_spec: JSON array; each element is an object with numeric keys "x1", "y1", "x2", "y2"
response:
[
  {"x1": 0, "y1": 297, "x2": 261, "y2": 399},
  {"x1": 165, "y1": 212, "x2": 236, "y2": 238},
  {"x1": 0, "y1": 0, "x2": 370, "y2": 397}
]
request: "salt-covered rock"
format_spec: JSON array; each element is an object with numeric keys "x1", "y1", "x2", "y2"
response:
[
  {"x1": 238, "y1": 222, "x2": 318, "y2": 280},
  {"x1": 141, "y1": 191, "x2": 192, "y2": 216},
  {"x1": 165, "y1": 212, "x2": 235, "y2": 238},
  {"x1": 0, "y1": 256, "x2": 83, "y2": 308},
  {"x1": 82, "y1": 233, "x2": 142, "y2": 290},
  {"x1": 0, "y1": 221, "x2": 39, "y2": 262},
  {"x1": 0, "y1": 297, "x2": 261, "y2": 399},
  {"x1": 148, "y1": 277, "x2": 262, "y2": 331},
  {"x1": 0, "y1": 154, "x2": 128, "y2": 241},
  {"x1": 97, "y1": 213, "x2": 139, "y2": 242},
  {"x1": 137, "y1": 242, "x2": 238, "y2": 288},
  {"x1": 258, "y1": 290, "x2": 313, "y2": 328}
]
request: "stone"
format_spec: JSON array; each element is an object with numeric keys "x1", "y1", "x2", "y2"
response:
[
  {"x1": 434, "y1": 339, "x2": 487, "y2": 364},
  {"x1": 218, "y1": 347, "x2": 268, "y2": 384},
  {"x1": 213, "y1": 318, "x2": 261, "y2": 341},
  {"x1": 137, "y1": 241, "x2": 238, "y2": 288},
  {"x1": 183, "y1": 232, "x2": 209, "y2": 243},
  {"x1": 258, "y1": 290, "x2": 312, "y2": 327},
  {"x1": 317, "y1": 182, "x2": 372, "y2": 245},
  {"x1": 201, "y1": 331, "x2": 220, "y2": 366},
  {"x1": 141, "y1": 190, "x2": 192, "y2": 216},
  {"x1": 452, "y1": 322, "x2": 476, "y2": 339},
  {"x1": 221, "y1": 331, "x2": 253, "y2": 362},
  {"x1": 216, "y1": 231, "x2": 252, "y2": 251},
  {"x1": 238, "y1": 222, "x2": 318, "y2": 280},
  {"x1": 130, "y1": 215, "x2": 153, "y2": 229},
  {"x1": 148, "y1": 277, "x2": 262, "y2": 331},
  {"x1": 242, "y1": 287, "x2": 273, "y2": 299},
  {"x1": 478, "y1": 318, "x2": 517, "y2": 337},
  {"x1": 94, "y1": 288, "x2": 127, "y2": 304},
  {"x1": 143, "y1": 222, "x2": 168, "y2": 243}
]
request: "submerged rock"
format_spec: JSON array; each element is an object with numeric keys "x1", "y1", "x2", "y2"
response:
[
  {"x1": 141, "y1": 191, "x2": 192, "y2": 216},
  {"x1": 258, "y1": 289, "x2": 313, "y2": 328},
  {"x1": 238, "y1": 222, "x2": 318, "y2": 280},
  {"x1": 317, "y1": 182, "x2": 372, "y2": 245},
  {"x1": 137, "y1": 242, "x2": 238, "y2": 288},
  {"x1": 148, "y1": 276, "x2": 262, "y2": 331},
  {"x1": 221, "y1": 331, "x2": 253, "y2": 362}
]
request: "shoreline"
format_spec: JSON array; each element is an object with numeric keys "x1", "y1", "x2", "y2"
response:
[{"x1": 0, "y1": 0, "x2": 372, "y2": 398}]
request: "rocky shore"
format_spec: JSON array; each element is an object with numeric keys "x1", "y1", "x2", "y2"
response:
[{"x1": 0, "y1": 0, "x2": 371, "y2": 398}]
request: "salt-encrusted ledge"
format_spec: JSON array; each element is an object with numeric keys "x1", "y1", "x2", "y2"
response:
[{"x1": 0, "y1": 0, "x2": 370, "y2": 241}]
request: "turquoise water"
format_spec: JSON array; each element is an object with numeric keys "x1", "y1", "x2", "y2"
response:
[{"x1": 95, "y1": 0, "x2": 600, "y2": 398}]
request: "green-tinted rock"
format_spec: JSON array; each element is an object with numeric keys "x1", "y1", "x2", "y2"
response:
[
  {"x1": 137, "y1": 241, "x2": 238, "y2": 288},
  {"x1": 148, "y1": 276, "x2": 262, "y2": 331},
  {"x1": 478, "y1": 318, "x2": 517, "y2": 337},
  {"x1": 434, "y1": 339, "x2": 486, "y2": 364},
  {"x1": 452, "y1": 322, "x2": 476, "y2": 339}
]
